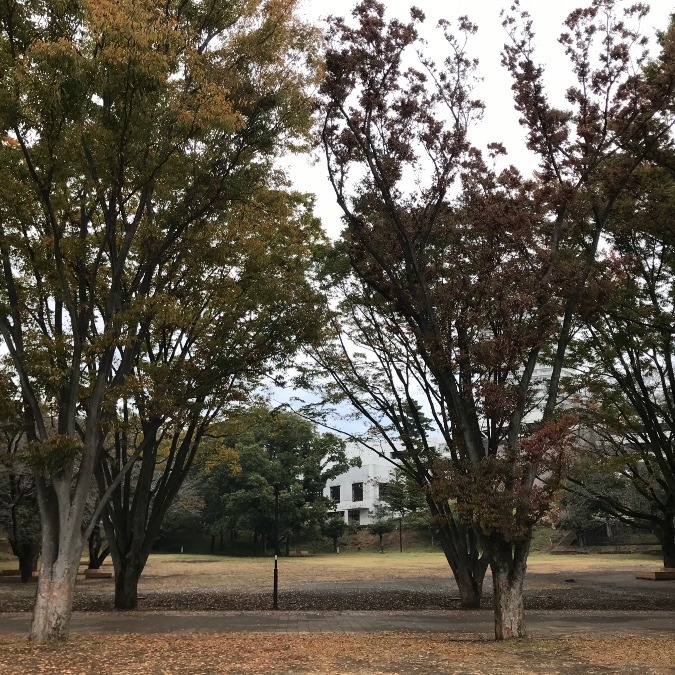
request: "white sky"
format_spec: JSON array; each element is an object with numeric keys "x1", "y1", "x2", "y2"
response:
[
  {"x1": 272, "y1": 0, "x2": 673, "y2": 429},
  {"x1": 287, "y1": 0, "x2": 674, "y2": 238}
]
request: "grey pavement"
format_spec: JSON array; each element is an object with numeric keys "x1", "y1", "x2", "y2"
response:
[{"x1": 0, "y1": 609, "x2": 673, "y2": 637}]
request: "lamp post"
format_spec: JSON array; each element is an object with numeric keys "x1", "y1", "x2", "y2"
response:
[{"x1": 273, "y1": 484, "x2": 279, "y2": 610}]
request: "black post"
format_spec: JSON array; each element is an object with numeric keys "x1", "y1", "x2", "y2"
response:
[
  {"x1": 273, "y1": 485, "x2": 279, "y2": 610},
  {"x1": 399, "y1": 517, "x2": 403, "y2": 553}
]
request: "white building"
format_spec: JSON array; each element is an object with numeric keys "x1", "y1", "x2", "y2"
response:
[
  {"x1": 323, "y1": 448, "x2": 393, "y2": 526},
  {"x1": 323, "y1": 438, "x2": 446, "y2": 526}
]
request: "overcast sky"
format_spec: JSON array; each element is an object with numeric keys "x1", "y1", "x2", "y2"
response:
[
  {"x1": 287, "y1": 0, "x2": 673, "y2": 238},
  {"x1": 272, "y1": 0, "x2": 673, "y2": 428}
]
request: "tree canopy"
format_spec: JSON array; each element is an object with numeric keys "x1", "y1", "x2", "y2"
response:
[
  {"x1": 319, "y1": 0, "x2": 675, "y2": 639},
  {"x1": 0, "y1": 0, "x2": 319, "y2": 642},
  {"x1": 566, "y1": 161, "x2": 675, "y2": 567},
  {"x1": 199, "y1": 406, "x2": 355, "y2": 553}
]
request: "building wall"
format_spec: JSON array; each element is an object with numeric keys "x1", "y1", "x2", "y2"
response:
[
  {"x1": 322, "y1": 438, "x2": 446, "y2": 526},
  {"x1": 323, "y1": 446, "x2": 394, "y2": 526}
]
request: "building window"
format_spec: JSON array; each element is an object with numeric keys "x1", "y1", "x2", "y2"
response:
[
  {"x1": 348, "y1": 509, "x2": 361, "y2": 526},
  {"x1": 352, "y1": 482, "x2": 363, "y2": 501},
  {"x1": 378, "y1": 482, "x2": 391, "y2": 501},
  {"x1": 330, "y1": 485, "x2": 341, "y2": 502}
]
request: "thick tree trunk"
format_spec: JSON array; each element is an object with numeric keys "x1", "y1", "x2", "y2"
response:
[
  {"x1": 489, "y1": 536, "x2": 530, "y2": 640},
  {"x1": 114, "y1": 556, "x2": 143, "y2": 610},
  {"x1": 29, "y1": 554, "x2": 80, "y2": 642},
  {"x1": 453, "y1": 561, "x2": 485, "y2": 609},
  {"x1": 659, "y1": 520, "x2": 675, "y2": 568},
  {"x1": 30, "y1": 465, "x2": 92, "y2": 643}
]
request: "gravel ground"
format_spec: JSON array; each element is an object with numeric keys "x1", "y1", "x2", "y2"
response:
[{"x1": 1, "y1": 569, "x2": 673, "y2": 613}]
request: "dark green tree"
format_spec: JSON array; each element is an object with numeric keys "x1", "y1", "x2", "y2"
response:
[
  {"x1": 199, "y1": 407, "x2": 355, "y2": 553},
  {"x1": 379, "y1": 468, "x2": 426, "y2": 552},
  {"x1": 322, "y1": 515, "x2": 347, "y2": 553},
  {"x1": 368, "y1": 505, "x2": 395, "y2": 553}
]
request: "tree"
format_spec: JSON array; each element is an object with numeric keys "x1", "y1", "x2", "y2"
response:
[
  {"x1": 299, "y1": 271, "x2": 489, "y2": 608},
  {"x1": 319, "y1": 0, "x2": 675, "y2": 639},
  {"x1": 95, "y1": 192, "x2": 325, "y2": 610},
  {"x1": 0, "y1": 0, "x2": 317, "y2": 642},
  {"x1": 368, "y1": 505, "x2": 395, "y2": 553},
  {"x1": 199, "y1": 406, "x2": 355, "y2": 553},
  {"x1": 566, "y1": 162, "x2": 675, "y2": 567},
  {"x1": 379, "y1": 467, "x2": 425, "y2": 552},
  {"x1": 557, "y1": 451, "x2": 651, "y2": 545},
  {"x1": 0, "y1": 370, "x2": 39, "y2": 582},
  {"x1": 322, "y1": 514, "x2": 347, "y2": 553}
]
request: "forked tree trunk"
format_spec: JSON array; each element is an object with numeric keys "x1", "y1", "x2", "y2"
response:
[
  {"x1": 433, "y1": 504, "x2": 488, "y2": 609},
  {"x1": 452, "y1": 559, "x2": 485, "y2": 609},
  {"x1": 489, "y1": 535, "x2": 530, "y2": 640},
  {"x1": 30, "y1": 551, "x2": 82, "y2": 642},
  {"x1": 114, "y1": 556, "x2": 143, "y2": 610},
  {"x1": 30, "y1": 467, "x2": 92, "y2": 643}
]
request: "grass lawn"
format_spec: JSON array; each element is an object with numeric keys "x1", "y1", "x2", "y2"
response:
[{"x1": 130, "y1": 550, "x2": 663, "y2": 591}]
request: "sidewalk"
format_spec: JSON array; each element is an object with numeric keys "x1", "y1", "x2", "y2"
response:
[{"x1": 1, "y1": 609, "x2": 673, "y2": 637}]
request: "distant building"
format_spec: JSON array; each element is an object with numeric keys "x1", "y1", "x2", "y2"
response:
[
  {"x1": 323, "y1": 438, "x2": 446, "y2": 526},
  {"x1": 324, "y1": 448, "x2": 392, "y2": 526}
]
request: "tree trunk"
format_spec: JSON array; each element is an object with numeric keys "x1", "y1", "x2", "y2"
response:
[
  {"x1": 659, "y1": 520, "x2": 675, "y2": 568},
  {"x1": 453, "y1": 561, "x2": 484, "y2": 609},
  {"x1": 489, "y1": 535, "x2": 530, "y2": 640},
  {"x1": 114, "y1": 556, "x2": 143, "y2": 610},
  {"x1": 18, "y1": 542, "x2": 39, "y2": 583},
  {"x1": 29, "y1": 554, "x2": 80, "y2": 642},
  {"x1": 88, "y1": 525, "x2": 102, "y2": 569},
  {"x1": 435, "y1": 516, "x2": 487, "y2": 609},
  {"x1": 30, "y1": 467, "x2": 92, "y2": 643}
]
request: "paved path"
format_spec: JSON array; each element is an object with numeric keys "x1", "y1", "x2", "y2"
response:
[{"x1": 1, "y1": 609, "x2": 673, "y2": 637}]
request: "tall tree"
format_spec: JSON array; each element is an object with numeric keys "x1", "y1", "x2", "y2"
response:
[
  {"x1": 97, "y1": 194, "x2": 325, "y2": 610},
  {"x1": 0, "y1": 0, "x2": 317, "y2": 642},
  {"x1": 320, "y1": 0, "x2": 675, "y2": 639},
  {"x1": 567, "y1": 162, "x2": 675, "y2": 567},
  {"x1": 299, "y1": 271, "x2": 489, "y2": 608}
]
